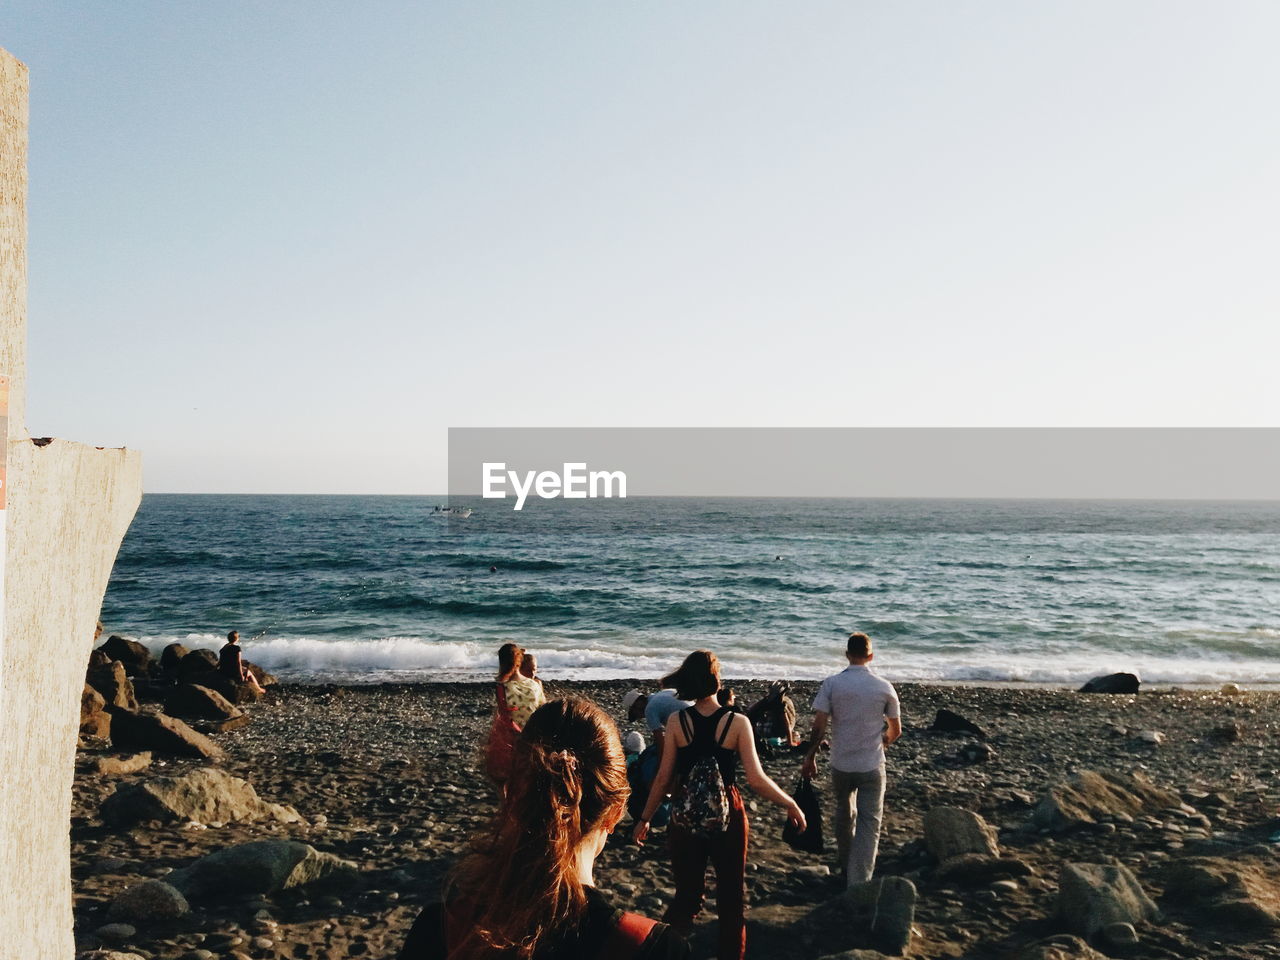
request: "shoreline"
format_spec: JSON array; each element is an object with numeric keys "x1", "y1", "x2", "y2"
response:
[{"x1": 72, "y1": 677, "x2": 1280, "y2": 959}]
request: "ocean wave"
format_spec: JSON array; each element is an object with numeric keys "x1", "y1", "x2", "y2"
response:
[{"x1": 126, "y1": 633, "x2": 1280, "y2": 686}]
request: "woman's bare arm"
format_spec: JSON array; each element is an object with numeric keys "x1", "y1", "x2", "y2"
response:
[
  {"x1": 633, "y1": 712, "x2": 683, "y2": 844},
  {"x1": 732, "y1": 714, "x2": 806, "y2": 829}
]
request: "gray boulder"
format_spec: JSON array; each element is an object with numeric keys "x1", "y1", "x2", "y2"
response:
[
  {"x1": 1058, "y1": 862, "x2": 1159, "y2": 947},
  {"x1": 102, "y1": 767, "x2": 301, "y2": 827},
  {"x1": 1162, "y1": 851, "x2": 1280, "y2": 934},
  {"x1": 108, "y1": 879, "x2": 189, "y2": 921},
  {"x1": 1032, "y1": 770, "x2": 1181, "y2": 832},
  {"x1": 923, "y1": 806, "x2": 1000, "y2": 861},
  {"x1": 167, "y1": 840, "x2": 357, "y2": 898},
  {"x1": 797, "y1": 877, "x2": 916, "y2": 956},
  {"x1": 107, "y1": 708, "x2": 225, "y2": 761}
]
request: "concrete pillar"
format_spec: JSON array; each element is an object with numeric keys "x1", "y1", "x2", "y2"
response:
[{"x1": 0, "y1": 47, "x2": 143, "y2": 959}]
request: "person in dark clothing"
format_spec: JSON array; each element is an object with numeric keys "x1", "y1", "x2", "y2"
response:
[
  {"x1": 219, "y1": 631, "x2": 265, "y2": 694},
  {"x1": 399, "y1": 697, "x2": 688, "y2": 960},
  {"x1": 632, "y1": 651, "x2": 805, "y2": 960}
]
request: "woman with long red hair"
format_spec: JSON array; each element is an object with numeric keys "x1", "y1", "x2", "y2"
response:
[{"x1": 400, "y1": 697, "x2": 688, "y2": 959}]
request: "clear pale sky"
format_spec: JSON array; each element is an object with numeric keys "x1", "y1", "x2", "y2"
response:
[{"x1": 2, "y1": 2, "x2": 1277, "y2": 493}]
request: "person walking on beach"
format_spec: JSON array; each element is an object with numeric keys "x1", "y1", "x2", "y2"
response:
[
  {"x1": 399, "y1": 697, "x2": 689, "y2": 959},
  {"x1": 633, "y1": 651, "x2": 806, "y2": 960},
  {"x1": 219, "y1": 630, "x2": 265, "y2": 695},
  {"x1": 485, "y1": 643, "x2": 547, "y2": 785},
  {"x1": 801, "y1": 631, "x2": 901, "y2": 886},
  {"x1": 623, "y1": 686, "x2": 692, "y2": 752}
]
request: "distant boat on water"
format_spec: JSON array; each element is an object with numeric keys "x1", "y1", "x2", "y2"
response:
[{"x1": 433, "y1": 506, "x2": 473, "y2": 518}]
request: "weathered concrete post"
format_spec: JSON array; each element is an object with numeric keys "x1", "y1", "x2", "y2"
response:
[{"x1": 1, "y1": 48, "x2": 143, "y2": 959}]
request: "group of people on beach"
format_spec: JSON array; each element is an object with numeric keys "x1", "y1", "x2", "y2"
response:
[{"x1": 398, "y1": 633, "x2": 900, "y2": 960}]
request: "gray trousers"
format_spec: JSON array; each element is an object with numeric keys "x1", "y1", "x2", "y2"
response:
[{"x1": 831, "y1": 763, "x2": 886, "y2": 885}]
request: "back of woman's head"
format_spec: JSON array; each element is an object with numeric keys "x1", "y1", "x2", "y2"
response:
[
  {"x1": 497, "y1": 642, "x2": 523, "y2": 682},
  {"x1": 451, "y1": 697, "x2": 628, "y2": 958},
  {"x1": 662, "y1": 649, "x2": 721, "y2": 701}
]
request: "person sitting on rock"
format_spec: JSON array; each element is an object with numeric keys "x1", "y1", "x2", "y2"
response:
[
  {"x1": 219, "y1": 630, "x2": 265, "y2": 695},
  {"x1": 400, "y1": 697, "x2": 689, "y2": 959}
]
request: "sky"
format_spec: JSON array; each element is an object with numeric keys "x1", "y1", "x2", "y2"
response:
[{"x1": 1, "y1": 2, "x2": 1277, "y2": 493}]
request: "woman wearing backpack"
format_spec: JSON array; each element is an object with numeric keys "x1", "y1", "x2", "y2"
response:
[
  {"x1": 632, "y1": 651, "x2": 806, "y2": 960},
  {"x1": 401, "y1": 697, "x2": 689, "y2": 960}
]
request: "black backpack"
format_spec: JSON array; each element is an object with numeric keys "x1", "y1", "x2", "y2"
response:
[{"x1": 669, "y1": 708, "x2": 732, "y2": 837}]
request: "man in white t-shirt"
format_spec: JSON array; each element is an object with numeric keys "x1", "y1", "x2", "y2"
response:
[
  {"x1": 801, "y1": 632, "x2": 901, "y2": 885},
  {"x1": 623, "y1": 687, "x2": 693, "y2": 750}
]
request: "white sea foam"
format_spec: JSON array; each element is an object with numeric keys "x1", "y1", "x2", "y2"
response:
[{"x1": 132, "y1": 633, "x2": 1280, "y2": 685}]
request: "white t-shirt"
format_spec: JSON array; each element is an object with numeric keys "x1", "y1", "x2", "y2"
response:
[
  {"x1": 644, "y1": 689, "x2": 693, "y2": 733},
  {"x1": 812, "y1": 664, "x2": 900, "y2": 774}
]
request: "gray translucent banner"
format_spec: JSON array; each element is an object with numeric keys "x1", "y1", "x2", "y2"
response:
[{"x1": 448, "y1": 427, "x2": 1280, "y2": 506}]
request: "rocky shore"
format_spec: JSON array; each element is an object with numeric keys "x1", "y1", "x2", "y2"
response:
[{"x1": 73, "y1": 662, "x2": 1280, "y2": 960}]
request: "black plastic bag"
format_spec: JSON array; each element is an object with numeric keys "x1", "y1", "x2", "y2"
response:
[{"x1": 782, "y1": 776, "x2": 824, "y2": 853}]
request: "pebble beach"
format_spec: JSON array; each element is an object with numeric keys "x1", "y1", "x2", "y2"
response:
[{"x1": 72, "y1": 677, "x2": 1280, "y2": 960}]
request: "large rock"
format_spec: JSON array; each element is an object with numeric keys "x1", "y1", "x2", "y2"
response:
[
  {"x1": 200, "y1": 673, "x2": 263, "y2": 705},
  {"x1": 107, "y1": 879, "x2": 189, "y2": 921},
  {"x1": 98, "y1": 635, "x2": 153, "y2": 677},
  {"x1": 176, "y1": 649, "x2": 219, "y2": 681},
  {"x1": 923, "y1": 806, "x2": 999, "y2": 861},
  {"x1": 166, "y1": 841, "x2": 357, "y2": 898},
  {"x1": 1017, "y1": 935, "x2": 1108, "y2": 960},
  {"x1": 164, "y1": 683, "x2": 242, "y2": 722},
  {"x1": 1058, "y1": 862, "x2": 1159, "y2": 947},
  {"x1": 1032, "y1": 770, "x2": 1182, "y2": 832},
  {"x1": 87, "y1": 661, "x2": 138, "y2": 712},
  {"x1": 935, "y1": 852, "x2": 1033, "y2": 886},
  {"x1": 929, "y1": 708, "x2": 986, "y2": 739},
  {"x1": 106, "y1": 708, "x2": 225, "y2": 761},
  {"x1": 1079, "y1": 672, "x2": 1140, "y2": 694},
  {"x1": 80, "y1": 684, "x2": 111, "y2": 738},
  {"x1": 1162, "y1": 851, "x2": 1280, "y2": 934},
  {"x1": 101, "y1": 767, "x2": 301, "y2": 827},
  {"x1": 90, "y1": 752, "x2": 152, "y2": 777},
  {"x1": 158, "y1": 643, "x2": 190, "y2": 675},
  {"x1": 794, "y1": 877, "x2": 916, "y2": 956}
]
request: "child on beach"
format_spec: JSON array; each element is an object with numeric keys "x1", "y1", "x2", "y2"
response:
[
  {"x1": 633, "y1": 651, "x2": 806, "y2": 960},
  {"x1": 400, "y1": 697, "x2": 688, "y2": 959},
  {"x1": 485, "y1": 644, "x2": 547, "y2": 785}
]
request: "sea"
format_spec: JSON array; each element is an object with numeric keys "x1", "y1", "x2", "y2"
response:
[{"x1": 100, "y1": 495, "x2": 1280, "y2": 686}]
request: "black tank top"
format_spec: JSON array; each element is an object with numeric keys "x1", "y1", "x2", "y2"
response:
[{"x1": 674, "y1": 706, "x2": 737, "y2": 786}]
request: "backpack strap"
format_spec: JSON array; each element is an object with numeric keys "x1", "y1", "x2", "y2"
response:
[
  {"x1": 598, "y1": 912, "x2": 659, "y2": 959},
  {"x1": 715, "y1": 708, "x2": 735, "y2": 747},
  {"x1": 677, "y1": 707, "x2": 693, "y2": 743}
]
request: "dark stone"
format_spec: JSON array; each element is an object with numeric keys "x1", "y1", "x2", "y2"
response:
[
  {"x1": 929, "y1": 708, "x2": 986, "y2": 739},
  {"x1": 1079, "y1": 672, "x2": 1141, "y2": 694},
  {"x1": 98, "y1": 635, "x2": 153, "y2": 677},
  {"x1": 160, "y1": 642, "x2": 191, "y2": 674},
  {"x1": 107, "y1": 706, "x2": 225, "y2": 760},
  {"x1": 165, "y1": 683, "x2": 243, "y2": 721},
  {"x1": 177, "y1": 648, "x2": 220, "y2": 681},
  {"x1": 87, "y1": 649, "x2": 112, "y2": 670}
]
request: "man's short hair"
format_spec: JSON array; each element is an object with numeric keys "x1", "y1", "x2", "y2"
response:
[{"x1": 847, "y1": 632, "x2": 872, "y2": 658}]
